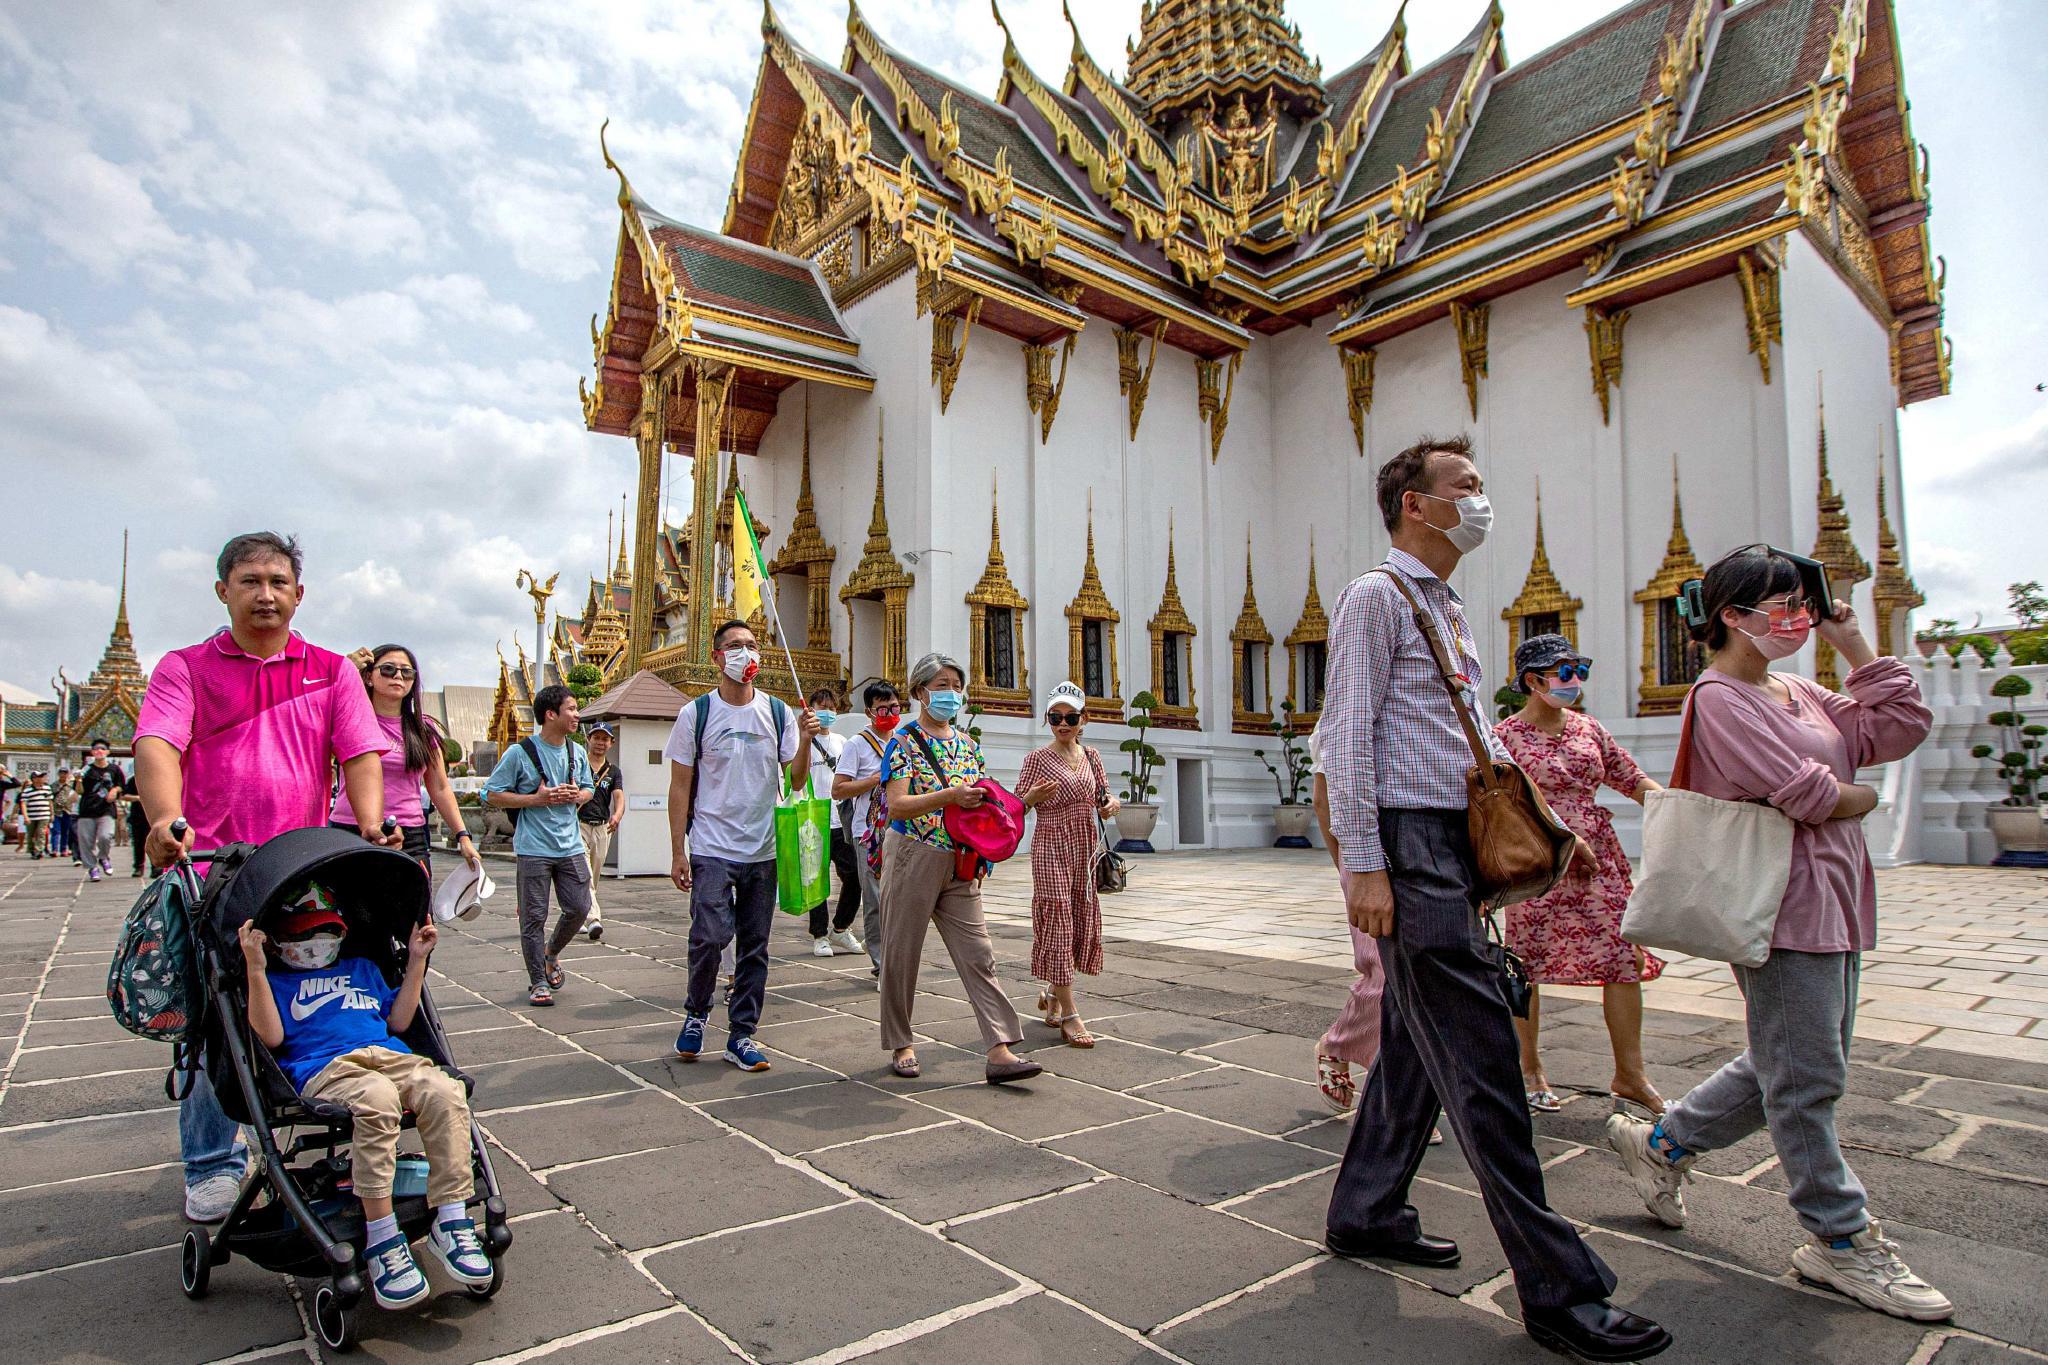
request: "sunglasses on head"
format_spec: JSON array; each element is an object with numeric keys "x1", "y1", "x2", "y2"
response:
[
  {"x1": 375, "y1": 663, "x2": 416, "y2": 680},
  {"x1": 1550, "y1": 663, "x2": 1590, "y2": 682},
  {"x1": 1047, "y1": 711, "x2": 1083, "y2": 727}
]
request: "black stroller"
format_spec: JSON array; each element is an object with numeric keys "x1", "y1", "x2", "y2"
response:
[{"x1": 171, "y1": 825, "x2": 511, "y2": 1351}]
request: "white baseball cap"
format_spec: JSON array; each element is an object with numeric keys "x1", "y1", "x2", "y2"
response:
[
  {"x1": 432, "y1": 859, "x2": 497, "y2": 924},
  {"x1": 1045, "y1": 681, "x2": 1087, "y2": 716}
]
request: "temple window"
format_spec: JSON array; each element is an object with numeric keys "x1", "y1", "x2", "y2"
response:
[
  {"x1": 1230, "y1": 532, "x2": 1273, "y2": 735},
  {"x1": 1633, "y1": 464, "x2": 1706, "y2": 717},
  {"x1": 1064, "y1": 496, "x2": 1123, "y2": 718},
  {"x1": 963, "y1": 480, "x2": 1030, "y2": 713},
  {"x1": 1284, "y1": 540, "x2": 1329, "y2": 728},
  {"x1": 1501, "y1": 484, "x2": 1583, "y2": 665},
  {"x1": 1146, "y1": 515, "x2": 1200, "y2": 728}
]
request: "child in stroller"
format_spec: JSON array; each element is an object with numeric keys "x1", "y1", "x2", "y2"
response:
[{"x1": 241, "y1": 880, "x2": 493, "y2": 1310}]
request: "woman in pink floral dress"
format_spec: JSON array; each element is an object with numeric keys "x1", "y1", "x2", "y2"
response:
[{"x1": 1494, "y1": 635, "x2": 1664, "y2": 1115}]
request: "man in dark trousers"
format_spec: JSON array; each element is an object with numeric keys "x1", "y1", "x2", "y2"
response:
[{"x1": 1320, "y1": 436, "x2": 1670, "y2": 1362}]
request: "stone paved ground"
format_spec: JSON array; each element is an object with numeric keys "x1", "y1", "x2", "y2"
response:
[{"x1": 1, "y1": 852, "x2": 2044, "y2": 1364}]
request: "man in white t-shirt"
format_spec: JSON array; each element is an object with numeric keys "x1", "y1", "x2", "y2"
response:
[
  {"x1": 664, "y1": 620, "x2": 819, "y2": 1072},
  {"x1": 832, "y1": 680, "x2": 901, "y2": 975}
]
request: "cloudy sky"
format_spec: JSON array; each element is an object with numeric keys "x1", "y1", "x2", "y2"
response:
[{"x1": 0, "y1": 0, "x2": 2040, "y2": 694}]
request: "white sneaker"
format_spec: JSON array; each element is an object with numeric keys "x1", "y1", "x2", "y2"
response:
[
  {"x1": 826, "y1": 929, "x2": 862, "y2": 955},
  {"x1": 586, "y1": 918, "x2": 603, "y2": 941},
  {"x1": 1606, "y1": 1112, "x2": 1691, "y2": 1229},
  {"x1": 1790, "y1": 1222, "x2": 1954, "y2": 1321},
  {"x1": 812, "y1": 937, "x2": 835, "y2": 957},
  {"x1": 184, "y1": 1173, "x2": 242, "y2": 1222}
]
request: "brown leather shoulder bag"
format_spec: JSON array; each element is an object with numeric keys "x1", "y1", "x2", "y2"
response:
[{"x1": 1370, "y1": 570, "x2": 1575, "y2": 907}]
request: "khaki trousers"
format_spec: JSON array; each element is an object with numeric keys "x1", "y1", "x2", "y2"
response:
[
  {"x1": 305, "y1": 1046, "x2": 474, "y2": 1205},
  {"x1": 579, "y1": 821, "x2": 611, "y2": 925},
  {"x1": 878, "y1": 829, "x2": 1021, "y2": 1053}
]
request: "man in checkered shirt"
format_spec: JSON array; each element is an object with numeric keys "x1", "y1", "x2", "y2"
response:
[{"x1": 1319, "y1": 436, "x2": 1670, "y2": 1362}]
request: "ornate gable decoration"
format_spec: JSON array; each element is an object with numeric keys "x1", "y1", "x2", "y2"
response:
[{"x1": 1503, "y1": 483, "x2": 1584, "y2": 654}]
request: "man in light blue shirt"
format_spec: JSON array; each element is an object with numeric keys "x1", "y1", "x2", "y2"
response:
[{"x1": 486, "y1": 685, "x2": 594, "y2": 1007}]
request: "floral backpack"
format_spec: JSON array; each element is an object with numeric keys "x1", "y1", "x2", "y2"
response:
[
  {"x1": 858, "y1": 731, "x2": 890, "y2": 877},
  {"x1": 107, "y1": 872, "x2": 201, "y2": 1042}
]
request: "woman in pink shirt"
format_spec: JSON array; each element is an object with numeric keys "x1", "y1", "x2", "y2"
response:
[
  {"x1": 1606, "y1": 546, "x2": 1949, "y2": 1323},
  {"x1": 333, "y1": 644, "x2": 480, "y2": 875}
]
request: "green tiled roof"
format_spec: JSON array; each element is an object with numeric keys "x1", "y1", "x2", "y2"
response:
[
  {"x1": 1659, "y1": 131, "x2": 1793, "y2": 207},
  {"x1": 6, "y1": 706, "x2": 57, "y2": 733},
  {"x1": 662, "y1": 231, "x2": 845, "y2": 334},
  {"x1": 1283, "y1": 53, "x2": 1381, "y2": 185},
  {"x1": 1444, "y1": 2, "x2": 1673, "y2": 196},
  {"x1": 1366, "y1": 205, "x2": 1610, "y2": 314},
  {"x1": 1339, "y1": 57, "x2": 1464, "y2": 208},
  {"x1": 807, "y1": 59, "x2": 911, "y2": 164},
  {"x1": 1685, "y1": 0, "x2": 1823, "y2": 137},
  {"x1": 1431, "y1": 152, "x2": 1614, "y2": 250},
  {"x1": 1606, "y1": 196, "x2": 1776, "y2": 276},
  {"x1": 893, "y1": 62, "x2": 1089, "y2": 211}
]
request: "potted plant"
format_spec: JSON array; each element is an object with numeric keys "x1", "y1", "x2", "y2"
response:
[
  {"x1": 1114, "y1": 691, "x2": 1164, "y2": 852},
  {"x1": 1255, "y1": 700, "x2": 1316, "y2": 848},
  {"x1": 1974, "y1": 673, "x2": 2048, "y2": 863}
]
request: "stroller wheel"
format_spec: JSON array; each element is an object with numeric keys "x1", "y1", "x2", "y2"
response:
[
  {"x1": 313, "y1": 1283, "x2": 358, "y2": 1352},
  {"x1": 464, "y1": 1258, "x2": 505, "y2": 1300},
  {"x1": 180, "y1": 1228, "x2": 211, "y2": 1299}
]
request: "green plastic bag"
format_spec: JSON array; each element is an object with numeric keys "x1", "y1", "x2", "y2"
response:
[{"x1": 775, "y1": 769, "x2": 832, "y2": 916}]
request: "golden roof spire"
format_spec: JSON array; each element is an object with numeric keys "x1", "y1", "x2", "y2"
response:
[
  {"x1": 86, "y1": 529, "x2": 146, "y2": 694},
  {"x1": 771, "y1": 391, "x2": 835, "y2": 572},
  {"x1": 614, "y1": 495, "x2": 631, "y2": 584},
  {"x1": 967, "y1": 474, "x2": 1027, "y2": 612},
  {"x1": 1149, "y1": 510, "x2": 1197, "y2": 639},
  {"x1": 1503, "y1": 479, "x2": 1584, "y2": 639},
  {"x1": 1636, "y1": 457, "x2": 1705, "y2": 606},
  {"x1": 1872, "y1": 457, "x2": 1924, "y2": 656},
  {"x1": 1808, "y1": 391, "x2": 1870, "y2": 588},
  {"x1": 1233, "y1": 526, "x2": 1271, "y2": 642},
  {"x1": 843, "y1": 414, "x2": 914, "y2": 598},
  {"x1": 1287, "y1": 528, "x2": 1329, "y2": 647}
]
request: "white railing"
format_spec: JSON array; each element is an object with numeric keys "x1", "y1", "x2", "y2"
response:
[{"x1": 1895, "y1": 648, "x2": 2047, "y2": 866}]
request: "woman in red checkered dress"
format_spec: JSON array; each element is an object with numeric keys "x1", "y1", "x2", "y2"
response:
[{"x1": 1019, "y1": 683, "x2": 1119, "y2": 1047}]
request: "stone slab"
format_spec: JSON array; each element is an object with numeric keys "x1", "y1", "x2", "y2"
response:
[
  {"x1": 916, "y1": 1073, "x2": 1162, "y2": 1142},
  {"x1": 439, "y1": 1023, "x2": 582, "y2": 1067},
  {"x1": 0, "y1": 1065, "x2": 170, "y2": 1123},
  {"x1": 643, "y1": 1200, "x2": 1015, "y2": 1364},
  {"x1": 1835, "y1": 1094, "x2": 1961, "y2": 1157},
  {"x1": 322, "y1": 1208, "x2": 671, "y2": 1363},
  {"x1": 0, "y1": 1162, "x2": 186, "y2": 1276},
  {"x1": 480, "y1": 1088, "x2": 721, "y2": 1170},
  {"x1": 1032, "y1": 1038, "x2": 1222, "y2": 1092},
  {"x1": 0, "y1": 1242, "x2": 304, "y2": 1365},
  {"x1": 467, "y1": 1052, "x2": 641, "y2": 1112},
  {"x1": 1232, "y1": 1171, "x2": 1512, "y2": 1297},
  {"x1": 1091, "y1": 1009, "x2": 1264, "y2": 1053},
  {"x1": 20, "y1": 1015, "x2": 132, "y2": 1048},
  {"x1": 1191, "y1": 1029, "x2": 1320, "y2": 1077},
  {"x1": 808, "y1": 1122, "x2": 1094, "y2": 1223},
  {"x1": 523, "y1": 1308, "x2": 741, "y2": 1364},
  {"x1": 948, "y1": 1178, "x2": 1309, "y2": 1332},
  {"x1": 1865, "y1": 1218, "x2": 2048, "y2": 1353},
  {"x1": 859, "y1": 1292, "x2": 1156, "y2": 1363},
  {"x1": 1137, "y1": 1065, "x2": 1332, "y2": 1135},
  {"x1": 0, "y1": 1106, "x2": 179, "y2": 1191},
  {"x1": 545, "y1": 1135, "x2": 841, "y2": 1250},
  {"x1": 1916, "y1": 1077, "x2": 2048, "y2": 1126},
  {"x1": 625, "y1": 1050, "x2": 837, "y2": 1102},
  {"x1": 1954, "y1": 1122, "x2": 2048, "y2": 1182},
  {"x1": 8, "y1": 1035, "x2": 175, "y2": 1082},
  {"x1": 1756, "y1": 1147, "x2": 2048, "y2": 1257},
  {"x1": 707, "y1": 1078, "x2": 946, "y2": 1154},
  {"x1": 1157, "y1": 1255, "x2": 1542, "y2": 1365},
  {"x1": 1051, "y1": 1111, "x2": 1331, "y2": 1204}
]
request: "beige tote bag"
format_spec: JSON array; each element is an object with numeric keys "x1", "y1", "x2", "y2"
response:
[{"x1": 1621, "y1": 686, "x2": 1793, "y2": 968}]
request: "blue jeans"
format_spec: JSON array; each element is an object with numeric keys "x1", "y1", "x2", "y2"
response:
[
  {"x1": 684, "y1": 857, "x2": 777, "y2": 1037},
  {"x1": 180, "y1": 1063, "x2": 249, "y2": 1188}
]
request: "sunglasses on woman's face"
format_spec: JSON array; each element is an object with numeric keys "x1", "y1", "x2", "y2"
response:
[
  {"x1": 374, "y1": 664, "x2": 416, "y2": 680},
  {"x1": 1550, "y1": 663, "x2": 1590, "y2": 682},
  {"x1": 1047, "y1": 712, "x2": 1083, "y2": 727},
  {"x1": 870, "y1": 704, "x2": 901, "y2": 717}
]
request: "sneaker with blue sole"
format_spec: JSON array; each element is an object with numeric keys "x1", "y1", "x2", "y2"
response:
[
  {"x1": 365, "y1": 1232, "x2": 430, "y2": 1310},
  {"x1": 427, "y1": 1214, "x2": 494, "y2": 1288},
  {"x1": 725, "y1": 1035, "x2": 772, "y2": 1071},
  {"x1": 674, "y1": 1014, "x2": 707, "y2": 1061}
]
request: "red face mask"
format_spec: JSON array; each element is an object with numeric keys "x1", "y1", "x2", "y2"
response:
[{"x1": 873, "y1": 713, "x2": 900, "y2": 734}]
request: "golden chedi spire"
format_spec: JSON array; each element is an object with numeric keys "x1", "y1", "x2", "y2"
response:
[
  {"x1": 769, "y1": 396, "x2": 834, "y2": 572},
  {"x1": 87, "y1": 530, "x2": 147, "y2": 694},
  {"x1": 1871, "y1": 462, "x2": 1923, "y2": 658},
  {"x1": 613, "y1": 494, "x2": 632, "y2": 586},
  {"x1": 581, "y1": 510, "x2": 630, "y2": 664},
  {"x1": 1503, "y1": 480, "x2": 1584, "y2": 648},
  {"x1": 1807, "y1": 398, "x2": 1871, "y2": 591},
  {"x1": 843, "y1": 415, "x2": 914, "y2": 597}
]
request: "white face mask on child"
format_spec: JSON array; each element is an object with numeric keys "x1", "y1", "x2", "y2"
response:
[{"x1": 278, "y1": 934, "x2": 343, "y2": 971}]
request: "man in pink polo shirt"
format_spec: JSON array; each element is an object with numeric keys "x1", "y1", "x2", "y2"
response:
[{"x1": 136, "y1": 531, "x2": 396, "y2": 1224}]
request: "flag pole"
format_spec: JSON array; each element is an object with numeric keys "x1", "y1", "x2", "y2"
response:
[{"x1": 734, "y1": 480, "x2": 806, "y2": 701}]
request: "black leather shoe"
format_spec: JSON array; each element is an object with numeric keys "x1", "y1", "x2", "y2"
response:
[
  {"x1": 1522, "y1": 1301, "x2": 1671, "y2": 1362},
  {"x1": 1324, "y1": 1228, "x2": 1461, "y2": 1267}
]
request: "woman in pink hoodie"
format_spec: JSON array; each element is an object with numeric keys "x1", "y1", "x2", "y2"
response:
[{"x1": 1604, "y1": 546, "x2": 1949, "y2": 1323}]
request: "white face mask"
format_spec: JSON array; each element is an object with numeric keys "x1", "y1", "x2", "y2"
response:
[
  {"x1": 1416, "y1": 492, "x2": 1493, "y2": 553},
  {"x1": 720, "y1": 646, "x2": 761, "y2": 683},
  {"x1": 278, "y1": 934, "x2": 343, "y2": 971}
]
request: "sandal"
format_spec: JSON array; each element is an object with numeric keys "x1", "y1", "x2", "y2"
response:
[
  {"x1": 890, "y1": 1053, "x2": 921, "y2": 1079},
  {"x1": 1610, "y1": 1085, "x2": 1667, "y2": 1117},
  {"x1": 1036, "y1": 988, "x2": 1061, "y2": 1029},
  {"x1": 1526, "y1": 1088, "x2": 1563, "y2": 1113},
  {"x1": 544, "y1": 955, "x2": 565, "y2": 990},
  {"x1": 1316, "y1": 1053, "x2": 1356, "y2": 1113},
  {"x1": 1057, "y1": 1014, "x2": 1096, "y2": 1048}
]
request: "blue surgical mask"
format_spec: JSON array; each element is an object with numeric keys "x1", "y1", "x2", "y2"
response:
[
  {"x1": 924, "y1": 691, "x2": 964, "y2": 721},
  {"x1": 814, "y1": 710, "x2": 838, "y2": 729},
  {"x1": 1543, "y1": 684, "x2": 1583, "y2": 708}
]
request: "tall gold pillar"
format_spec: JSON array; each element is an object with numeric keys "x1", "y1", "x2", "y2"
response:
[
  {"x1": 686, "y1": 361, "x2": 734, "y2": 663},
  {"x1": 625, "y1": 369, "x2": 670, "y2": 673}
]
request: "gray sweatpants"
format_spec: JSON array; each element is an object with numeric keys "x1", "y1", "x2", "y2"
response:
[
  {"x1": 857, "y1": 845, "x2": 882, "y2": 964},
  {"x1": 1661, "y1": 949, "x2": 1867, "y2": 1239},
  {"x1": 516, "y1": 854, "x2": 592, "y2": 988},
  {"x1": 76, "y1": 815, "x2": 115, "y2": 868}
]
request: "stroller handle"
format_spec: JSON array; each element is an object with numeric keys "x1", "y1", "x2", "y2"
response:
[{"x1": 170, "y1": 816, "x2": 400, "y2": 866}]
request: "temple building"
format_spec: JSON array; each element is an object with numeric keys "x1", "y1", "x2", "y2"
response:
[
  {"x1": 580, "y1": 0, "x2": 1946, "y2": 849},
  {"x1": 0, "y1": 535, "x2": 151, "y2": 776}
]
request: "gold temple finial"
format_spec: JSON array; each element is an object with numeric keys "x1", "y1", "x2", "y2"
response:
[
  {"x1": 115, "y1": 528, "x2": 130, "y2": 635},
  {"x1": 867, "y1": 413, "x2": 889, "y2": 545},
  {"x1": 616, "y1": 495, "x2": 630, "y2": 582},
  {"x1": 761, "y1": 0, "x2": 783, "y2": 37},
  {"x1": 599, "y1": 118, "x2": 633, "y2": 211},
  {"x1": 1165, "y1": 510, "x2": 1178, "y2": 583},
  {"x1": 989, "y1": 473, "x2": 1005, "y2": 561}
]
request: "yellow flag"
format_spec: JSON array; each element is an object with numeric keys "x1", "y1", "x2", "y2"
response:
[{"x1": 732, "y1": 486, "x2": 766, "y2": 622}]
